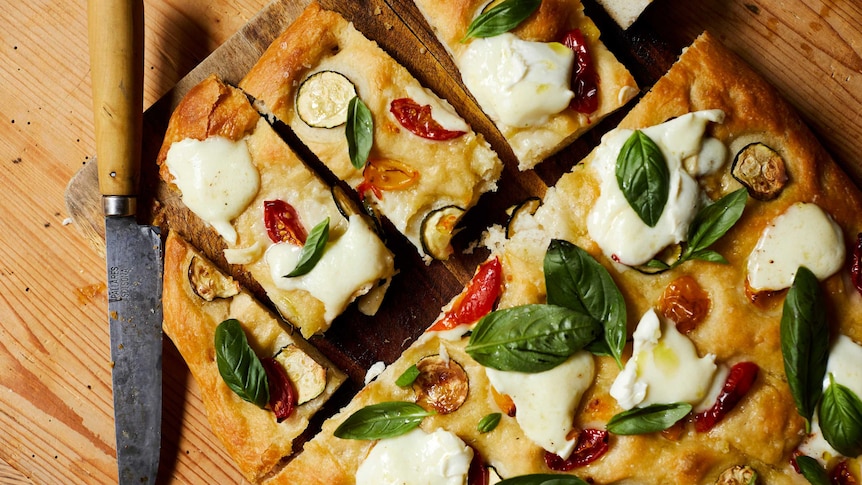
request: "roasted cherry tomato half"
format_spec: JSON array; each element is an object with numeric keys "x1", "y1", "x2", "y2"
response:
[
  {"x1": 264, "y1": 199, "x2": 307, "y2": 245},
  {"x1": 390, "y1": 98, "x2": 466, "y2": 141},
  {"x1": 261, "y1": 357, "x2": 298, "y2": 422},
  {"x1": 658, "y1": 275, "x2": 711, "y2": 334},
  {"x1": 427, "y1": 257, "x2": 503, "y2": 332},
  {"x1": 543, "y1": 428, "x2": 609, "y2": 471},
  {"x1": 356, "y1": 158, "x2": 420, "y2": 200},
  {"x1": 693, "y1": 361, "x2": 759, "y2": 432},
  {"x1": 561, "y1": 29, "x2": 599, "y2": 114},
  {"x1": 830, "y1": 460, "x2": 858, "y2": 485}
]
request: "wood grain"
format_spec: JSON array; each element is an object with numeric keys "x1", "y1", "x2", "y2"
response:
[{"x1": 3, "y1": 0, "x2": 861, "y2": 483}]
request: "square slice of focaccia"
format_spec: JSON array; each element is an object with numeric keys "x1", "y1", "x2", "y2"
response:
[
  {"x1": 162, "y1": 232, "x2": 347, "y2": 483},
  {"x1": 411, "y1": 0, "x2": 640, "y2": 170},
  {"x1": 239, "y1": 2, "x2": 503, "y2": 262},
  {"x1": 264, "y1": 32, "x2": 862, "y2": 485},
  {"x1": 157, "y1": 74, "x2": 396, "y2": 338}
]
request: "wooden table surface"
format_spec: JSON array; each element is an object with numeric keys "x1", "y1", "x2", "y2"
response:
[{"x1": 1, "y1": 0, "x2": 860, "y2": 483}]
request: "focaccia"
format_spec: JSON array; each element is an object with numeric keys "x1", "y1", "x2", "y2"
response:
[
  {"x1": 157, "y1": 74, "x2": 396, "y2": 337},
  {"x1": 411, "y1": 0, "x2": 640, "y2": 170},
  {"x1": 265, "y1": 32, "x2": 862, "y2": 485},
  {"x1": 239, "y1": 2, "x2": 503, "y2": 262},
  {"x1": 162, "y1": 232, "x2": 347, "y2": 483}
]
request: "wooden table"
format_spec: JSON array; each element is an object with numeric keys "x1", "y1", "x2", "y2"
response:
[{"x1": 1, "y1": 0, "x2": 859, "y2": 483}]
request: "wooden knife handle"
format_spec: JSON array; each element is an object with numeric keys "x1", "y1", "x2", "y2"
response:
[{"x1": 88, "y1": 0, "x2": 144, "y2": 202}]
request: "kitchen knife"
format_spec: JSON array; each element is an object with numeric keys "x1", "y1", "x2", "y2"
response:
[{"x1": 87, "y1": 0, "x2": 163, "y2": 483}]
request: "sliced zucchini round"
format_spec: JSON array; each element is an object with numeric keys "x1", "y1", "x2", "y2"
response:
[
  {"x1": 296, "y1": 71, "x2": 357, "y2": 128},
  {"x1": 331, "y1": 184, "x2": 384, "y2": 237},
  {"x1": 420, "y1": 205, "x2": 466, "y2": 260},
  {"x1": 187, "y1": 256, "x2": 239, "y2": 301},
  {"x1": 505, "y1": 197, "x2": 541, "y2": 239},
  {"x1": 731, "y1": 142, "x2": 788, "y2": 201}
]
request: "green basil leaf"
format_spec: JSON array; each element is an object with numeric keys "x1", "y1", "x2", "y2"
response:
[
  {"x1": 466, "y1": 304, "x2": 601, "y2": 373},
  {"x1": 333, "y1": 401, "x2": 434, "y2": 440},
  {"x1": 606, "y1": 402, "x2": 692, "y2": 435},
  {"x1": 478, "y1": 412, "x2": 502, "y2": 433},
  {"x1": 461, "y1": 0, "x2": 542, "y2": 41},
  {"x1": 497, "y1": 474, "x2": 590, "y2": 485},
  {"x1": 818, "y1": 373, "x2": 862, "y2": 457},
  {"x1": 679, "y1": 188, "x2": 747, "y2": 264},
  {"x1": 795, "y1": 455, "x2": 830, "y2": 485},
  {"x1": 544, "y1": 239, "x2": 626, "y2": 368},
  {"x1": 616, "y1": 130, "x2": 669, "y2": 228},
  {"x1": 780, "y1": 266, "x2": 829, "y2": 432},
  {"x1": 687, "y1": 249, "x2": 727, "y2": 264},
  {"x1": 214, "y1": 319, "x2": 270, "y2": 408},
  {"x1": 346, "y1": 96, "x2": 373, "y2": 169},
  {"x1": 286, "y1": 217, "x2": 329, "y2": 277},
  {"x1": 395, "y1": 364, "x2": 420, "y2": 387}
]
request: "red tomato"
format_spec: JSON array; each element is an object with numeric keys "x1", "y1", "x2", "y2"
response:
[
  {"x1": 830, "y1": 460, "x2": 858, "y2": 485},
  {"x1": 543, "y1": 429, "x2": 609, "y2": 471},
  {"x1": 261, "y1": 357, "x2": 297, "y2": 422},
  {"x1": 561, "y1": 29, "x2": 599, "y2": 114},
  {"x1": 356, "y1": 158, "x2": 420, "y2": 200},
  {"x1": 427, "y1": 257, "x2": 502, "y2": 332},
  {"x1": 264, "y1": 200, "x2": 307, "y2": 245},
  {"x1": 693, "y1": 361, "x2": 759, "y2": 432},
  {"x1": 390, "y1": 98, "x2": 466, "y2": 141},
  {"x1": 852, "y1": 233, "x2": 862, "y2": 296}
]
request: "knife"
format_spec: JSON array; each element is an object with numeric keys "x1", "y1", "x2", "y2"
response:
[{"x1": 88, "y1": 0, "x2": 163, "y2": 483}]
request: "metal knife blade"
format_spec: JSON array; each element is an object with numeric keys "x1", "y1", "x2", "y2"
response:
[{"x1": 106, "y1": 214, "x2": 163, "y2": 484}]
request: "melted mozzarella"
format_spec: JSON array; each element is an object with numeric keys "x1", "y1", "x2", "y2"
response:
[
  {"x1": 485, "y1": 351, "x2": 595, "y2": 459},
  {"x1": 355, "y1": 428, "x2": 473, "y2": 485},
  {"x1": 165, "y1": 136, "x2": 260, "y2": 244},
  {"x1": 747, "y1": 202, "x2": 845, "y2": 291},
  {"x1": 265, "y1": 214, "x2": 393, "y2": 323},
  {"x1": 404, "y1": 85, "x2": 469, "y2": 133},
  {"x1": 459, "y1": 33, "x2": 574, "y2": 127},
  {"x1": 610, "y1": 309, "x2": 717, "y2": 410},
  {"x1": 587, "y1": 110, "x2": 725, "y2": 266}
]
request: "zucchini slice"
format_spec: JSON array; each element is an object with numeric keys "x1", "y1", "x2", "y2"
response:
[
  {"x1": 731, "y1": 142, "x2": 788, "y2": 200},
  {"x1": 296, "y1": 71, "x2": 357, "y2": 128},
  {"x1": 331, "y1": 184, "x2": 384, "y2": 236},
  {"x1": 420, "y1": 205, "x2": 466, "y2": 260},
  {"x1": 505, "y1": 197, "x2": 541, "y2": 239}
]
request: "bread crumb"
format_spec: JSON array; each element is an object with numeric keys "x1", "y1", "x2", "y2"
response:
[{"x1": 373, "y1": 6, "x2": 382, "y2": 15}]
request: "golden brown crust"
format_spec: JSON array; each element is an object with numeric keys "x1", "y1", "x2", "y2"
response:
[{"x1": 162, "y1": 232, "x2": 346, "y2": 483}]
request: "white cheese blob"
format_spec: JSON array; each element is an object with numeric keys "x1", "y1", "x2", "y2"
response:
[
  {"x1": 165, "y1": 136, "x2": 260, "y2": 245},
  {"x1": 265, "y1": 214, "x2": 393, "y2": 323},
  {"x1": 223, "y1": 241, "x2": 264, "y2": 265},
  {"x1": 610, "y1": 309, "x2": 717, "y2": 410},
  {"x1": 799, "y1": 335, "x2": 862, "y2": 462},
  {"x1": 404, "y1": 85, "x2": 470, "y2": 133},
  {"x1": 587, "y1": 110, "x2": 725, "y2": 266},
  {"x1": 747, "y1": 202, "x2": 845, "y2": 291},
  {"x1": 355, "y1": 427, "x2": 473, "y2": 485},
  {"x1": 459, "y1": 33, "x2": 574, "y2": 127},
  {"x1": 485, "y1": 351, "x2": 595, "y2": 459}
]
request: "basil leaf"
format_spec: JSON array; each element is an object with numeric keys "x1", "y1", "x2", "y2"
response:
[
  {"x1": 544, "y1": 239, "x2": 626, "y2": 368},
  {"x1": 478, "y1": 412, "x2": 502, "y2": 433},
  {"x1": 780, "y1": 266, "x2": 829, "y2": 432},
  {"x1": 497, "y1": 474, "x2": 590, "y2": 485},
  {"x1": 395, "y1": 364, "x2": 420, "y2": 387},
  {"x1": 214, "y1": 319, "x2": 270, "y2": 408},
  {"x1": 679, "y1": 188, "x2": 747, "y2": 264},
  {"x1": 466, "y1": 304, "x2": 602, "y2": 373},
  {"x1": 819, "y1": 373, "x2": 862, "y2": 457},
  {"x1": 286, "y1": 217, "x2": 329, "y2": 277},
  {"x1": 795, "y1": 455, "x2": 830, "y2": 485},
  {"x1": 461, "y1": 0, "x2": 541, "y2": 41},
  {"x1": 333, "y1": 401, "x2": 434, "y2": 440},
  {"x1": 606, "y1": 403, "x2": 692, "y2": 435},
  {"x1": 346, "y1": 96, "x2": 373, "y2": 169},
  {"x1": 616, "y1": 130, "x2": 669, "y2": 228}
]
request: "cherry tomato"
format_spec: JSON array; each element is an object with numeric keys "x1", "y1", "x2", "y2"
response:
[
  {"x1": 427, "y1": 257, "x2": 502, "y2": 332},
  {"x1": 561, "y1": 29, "x2": 599, "y2": 114},
  {"x1": 261, "y1": 357, "x2": 297, "y2": 422},
  {"x1": 390, "y1": 98, "x2": 466, "y2": 141},
  {"x1": 658, "y1": 275, "x2": 711, "y2": 334},
  {"x1": 852, "y1": 233, "x2": 862, "y2": 296},
  {"x1": 830, "y1": 460, "x2": 858, "y2": 485},
  {"x1": 693, "y1": 361, "x2": 759, "y2": 432},
  {"x1": 543, "y1": 429, "x2": 609, "y2": 471},
  {"x1": 264, "y1": 199, "x2": 307, "y2": 245},
  {"x1": 467, "y1": 447, "x2": 489, "y2": 485},
  {"x1": 356, "y1": 158, "x2": 419, "y2": 200}
]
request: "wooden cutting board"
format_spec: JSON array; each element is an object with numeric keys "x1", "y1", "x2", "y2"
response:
[{"x1": 64, "y1": 0, "x2": 862, "y2": 480}]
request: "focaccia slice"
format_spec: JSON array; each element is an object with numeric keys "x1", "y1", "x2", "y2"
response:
[
  {"x1": 157, "y1": 74, "x2": 396, "y2": 337},
  {"x1": 411, "y1": 0, "x2": 639, "y2": 170},
  {"x1": 162, "y1": 232, "x2": 347, "y2": 483},
  {"x1": 239, "y1": 2, "x2": 503, "y2": 262}
]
